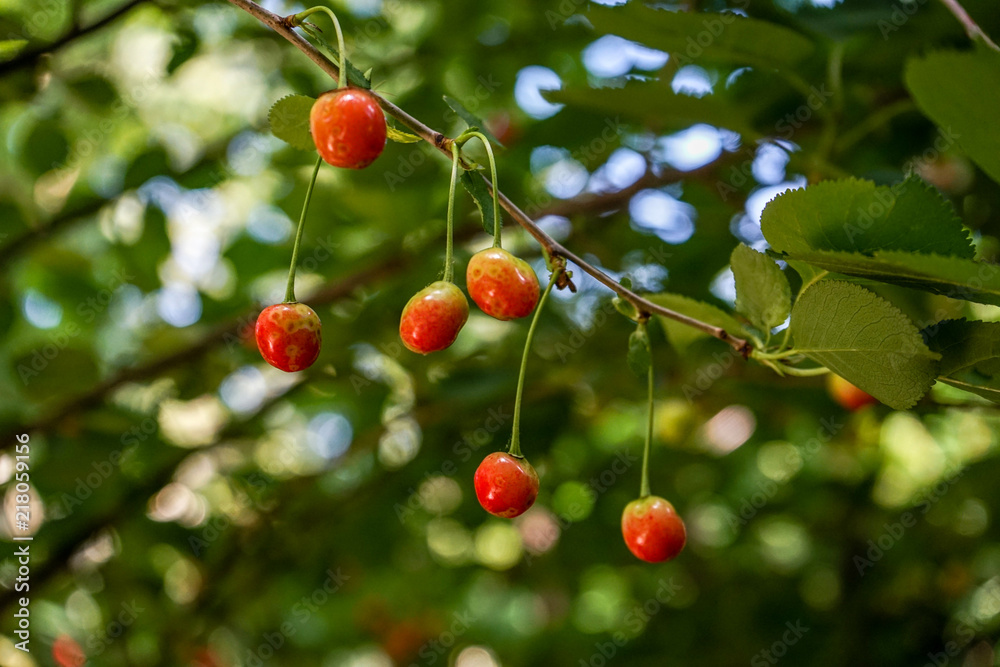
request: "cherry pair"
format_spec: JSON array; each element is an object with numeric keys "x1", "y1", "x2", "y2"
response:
[{"x1": 399, "y1": 248, "x2": 539, "y2": 355}]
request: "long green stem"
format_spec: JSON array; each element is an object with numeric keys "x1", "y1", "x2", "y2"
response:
[
  {"x1": 293, "y1": 6, "x2": 348, "y2": 89},
  {"x1": 509, "y1": 268, "x2": 561, "y2": 457},
  {"x1": 457, "y1": 131, "x2": 502, "y2": 248},
  {"x1": 640, "y1": 322, "x2": 653, "y2": 499},
  {"x1": 284, "y1": 155, "x2": 323, "y2": 303},
  {"x1": 780, "y1": 366, "x2": 830, "y2": 377},
  {"x1": 444, "y1": 143, "x2": 461, "y2": 283}
]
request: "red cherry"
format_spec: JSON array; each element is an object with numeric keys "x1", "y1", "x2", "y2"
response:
[
  {"x1": 466, "y1": 248, "x2": 540, "y2": 320},
  {"x1": 52, "y1": 635, "x2": 85, "y2": 667},
  {"x1": 399, "y1": 281, "x2": 469, "y2": 354},
  {"x1": 621, "y1": 496, "x2": 686, "y2": 563},
  {"x1": 255, "y1": 303, "x2": 322, "y2": 372},
  {"x1": 826, "y1": 374, "x2": 879, "y2": 411},
  {"x1": 310, "y1": 88, "x2": 387, "y2": 169},
  {"x1": 474, "y1": 451, "x2": 539, "y2": 518}
]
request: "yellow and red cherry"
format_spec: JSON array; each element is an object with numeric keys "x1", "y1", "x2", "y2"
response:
[
  {"x1": 466, "y1": 248, "x2": 540, "y2": 320},
  {"x1": 255, "y1": 303, "x2": 322, "y2": 372},
  {"x1": 399, "y1": 281, "x2": 469, "y2": 354},
  {"x1": 621, "y1": 495, "x2": 686, "y2": 563},
  {"x1": 310, "y1": 88, "x2": 386, "y2": 169},
  {"x1": 474, "y1": 451, "x2": 539, "y2": 518}
]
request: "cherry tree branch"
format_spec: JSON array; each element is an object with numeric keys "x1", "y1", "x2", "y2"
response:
[
  {"x1": 938, "y1": 0, "x2": 999, "y2": 50},
  {"x1": 221, "y1": 0, "x2": 751, "y2": 357}
]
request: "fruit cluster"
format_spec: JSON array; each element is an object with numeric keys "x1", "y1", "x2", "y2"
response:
[
  {"x1": 250, "y1": 7, "x2": 686, "y2": 564},
  {"x1": 399, "y1": 248, "x2": 540, "y2": 354}
]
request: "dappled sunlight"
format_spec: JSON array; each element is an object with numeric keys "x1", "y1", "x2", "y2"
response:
[{"x1": 700, "y1": 405, "x2": 756, "y2": 455}]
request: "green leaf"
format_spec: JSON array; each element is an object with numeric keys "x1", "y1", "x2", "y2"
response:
[
  {"x1": 924, "y1": 319, "x2": 1000, "y2": 378},
  {"x1": 460, "y1": 171, "x2": 498, "y2": 235},
  {"x1": 300, "y1": 23, "x2": 371, "y2": 89},
  {"x1": 387, "y1": 126, "x2": 421, "y2": 144},
  {"x1": 761, "y1": 176, "x2": 973, "y2": 259},
  {"x1": 20, "y1": 121, "x2": 69, "y2": 176},
  {"x1": 545, "y1": 83, "x2": 758, "y2": 140},
  {"x1": 645, "y1": 293, "x2": 751, "y2": 350},
  {"x1": 268, "y1": 95, "x2": 316, "y2": 152},
  {"x1": 925, "y1": 319, "x2": 1000, "y2": 403},
  {"x1": 789, "y1": 281, "x2": 939, "y2": 410},
  {"x1": 731, "y1": 244, "x2": 791, "y2": 331},
  {"x1": 783, "y1": 258, "x2": 828, "y2": 292},
  {"x1": 905, "y1": 48, "x2": 1000, "y2": 185},
  {"x1": 627, "y1": 325, "x2": 651, "y2": 379},
  {"x1": 167, "y1": 28, "x2": 199, "y2": 74},
  {"x1": 0, "y1": 39, "x2": 28, "y2": 63},
  {"x1": 443, "y1": 96, "x2": 503, "y2": 147},
  {"x1": 586, "y1": 4, "x2": 814, "y2": 70},
  {"x1": 784, "y1": 249, "x2": 1000, "y2": 306},
  {"x1": 936, "y1": 372, "x2": 1000, "y2": 403}
]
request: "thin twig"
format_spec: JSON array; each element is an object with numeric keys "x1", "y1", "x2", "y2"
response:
[
  {"x1": 222, "y1": 0, "x2": 751, "y2": 356},
  {"x1": 938, "y1": 0, "x2": 999, "y2": 50}
]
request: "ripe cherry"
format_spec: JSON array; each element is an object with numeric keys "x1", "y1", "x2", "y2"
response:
[
  {"x1": 827, "y1": 374, "x2": 879, "y2": 411},
  {"x1": 474, "y1": 451, "x2": 539, "y2": 518},
  {"x1": 255, "y1": 303, "x2": 322, "y2": 372},
  {"x1": 310, "y1": 88, "x2": 387, "y2": 169},
  {"x1": 466, "y1": 248, "x2": 540, "y2": 320},
  {"x1": 399, "y1": 281, "x2": 469, "y2": 354},
  {"x1": 621, "y1": 495, "x2": 686, "y2": 563}
]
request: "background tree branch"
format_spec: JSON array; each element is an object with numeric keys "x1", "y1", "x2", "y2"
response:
[{"x1": 0, "y1": 0, "x2": 147, "y2": 77}]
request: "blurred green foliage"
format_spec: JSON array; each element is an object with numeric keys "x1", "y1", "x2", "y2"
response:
[{"x1": 0, "y1": 0, "x2": 999, "y2": 665}]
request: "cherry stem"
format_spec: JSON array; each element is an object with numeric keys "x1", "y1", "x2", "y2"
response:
[
  {"x1": 509, "y1": 267, "x2": 562, "y2": 458},
  {"x1": 284, "y1": 155, "x2": 323, "y2": 303},
  {"x1": 639, "y1": 321, "x2": 653, "y2": 499},
  {"x1": 443, "y1": 142, "x2": 461, "y2": 283},
  {"x1": 293, "y1": 6, "x2": 348, "y2": 89},
  {"x1": 456, "y1": 131, "x2": 501, "y2": 248}
]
